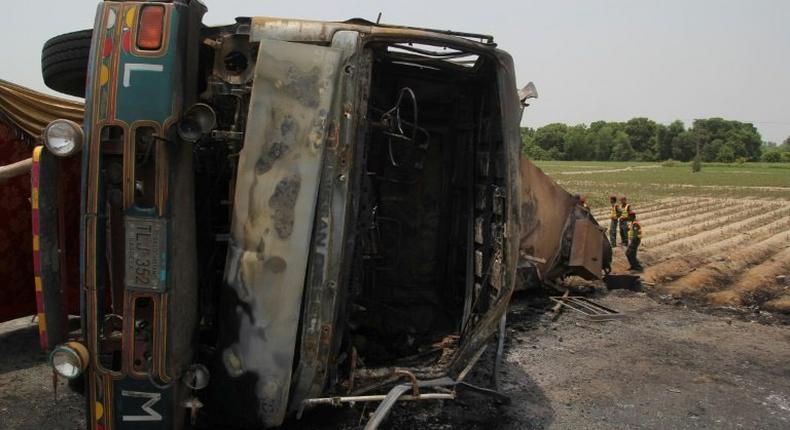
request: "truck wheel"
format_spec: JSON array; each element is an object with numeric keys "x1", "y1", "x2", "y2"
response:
[{"x1": 42, "y1": 30, "x2": 92, "y2": 98}]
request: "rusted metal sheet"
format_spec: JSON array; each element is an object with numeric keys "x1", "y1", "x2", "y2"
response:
[
  {"x1": 222, "y1": 38, "x2": 342, "y2": 427},
  {"x1": 518, "y1": 155, "x2": 576, "y2": 278},
  {"x1": 568, "y1": 217, "x2": 604, "y2": 280},
  {"x1": 249, "y1": 17, "x2": 494, "y2": 51},
  {"x1": 518, "y1": 156, "x2": 609, "y2": 284}
]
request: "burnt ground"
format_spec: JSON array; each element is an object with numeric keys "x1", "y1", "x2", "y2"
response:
[{"x1": 1, "y1": 290, "x2": 788, "y2": 430}]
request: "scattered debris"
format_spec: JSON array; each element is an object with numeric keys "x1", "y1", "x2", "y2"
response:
[
  {"x1": 549, "y1": 296, "x2": 624, "y2": 321},
  {"x1": 551, "y1": 290, "x2": 570, "y2": 321}
]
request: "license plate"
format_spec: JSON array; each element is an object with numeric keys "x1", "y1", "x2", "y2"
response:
[{"x1": 125, "y1": 216, "x2": 167, "y2": 292}]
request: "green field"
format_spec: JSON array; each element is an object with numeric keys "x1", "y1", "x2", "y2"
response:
[{"x1": 533, "y1": 160, "x2": 790, "y2": 209}]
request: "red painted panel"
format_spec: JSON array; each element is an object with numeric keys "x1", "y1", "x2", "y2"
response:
[
  {"x1": 0, "y1": 120, "x2": 36, "y2": 321},
  {"x1": 0, "y1": 120, "x2": 81, "y2": 323}
]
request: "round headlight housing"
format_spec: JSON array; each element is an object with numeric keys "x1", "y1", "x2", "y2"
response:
[
  {"x1": 49, "y1": 342, "x2": 89, "y2": 379},
  {"x1": 42, "y1": 119, "x2": 84, "y2": 157}
]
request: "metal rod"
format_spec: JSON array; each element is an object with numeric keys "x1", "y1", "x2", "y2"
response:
[
  {"x1": 301, "y1": 392, "x2": 454, "y2": 407},
  {"x1": 0, "y1": 157, "x2": 32, "y2": 182},
  {"x1": 456, "y1": 344, "x2": 487, "y2": 383},
  {"x1": 363, "y1": 385, "x2": 411, "y2": 430},
  {"x1": 492, "y1": 312, "x2": 507, "y2": 390}
]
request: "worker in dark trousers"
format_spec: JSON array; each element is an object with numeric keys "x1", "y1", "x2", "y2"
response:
[
  {"x1": 608, "y1": 195, "x2": 620, "y2": 248},
  {"x1": 626, "y1": 220, "x2": 643, "y2": 271},
  {"x1": 618, "y1": 196, "x2": 631, "y2": 246}
]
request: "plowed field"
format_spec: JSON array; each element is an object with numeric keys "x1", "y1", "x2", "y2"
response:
[
  {"x1": 544, "y1": 160, "x2": 790, "y2": 316},
  {"x1": 591, "y1": 197, "x2": 790, "y2": 314}
]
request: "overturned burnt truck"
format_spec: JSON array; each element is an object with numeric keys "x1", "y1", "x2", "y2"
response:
[{"x1": 32, "y1": 1, "x2": 610, "y2": 429}]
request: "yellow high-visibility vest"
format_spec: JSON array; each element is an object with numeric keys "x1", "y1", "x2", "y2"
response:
[
  {"x1": 610, "y1": 205, "x2": 621, "y2": 220},
  {"x1": 620, "y1": 203, "x2": 631, "y2": 220},
  {"x1": 628, "y1": 226, "x2": 642, "y2": 240}
]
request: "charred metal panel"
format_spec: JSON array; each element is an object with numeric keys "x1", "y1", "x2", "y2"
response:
[
  {"x1": 249, "y1": 17, "x2": 494, "y2": 53},
  {"x1": 518, "y1": 155, "x2": 576, "y2": 278},
  {"x1": 568, "y1": 217, "x2": 604, "y2": 280},
  {"x1": 517, "y1": 156, "x2": 608, "y2": 285},
  {"x1": 221, "y1": 39, "x2": 342, "y2": 427},
  {"x1": 447, "y1": 50, "x2": 521, "y2": 379},
  {"x1": 289, "y1": 30, "x2": 365, "y2": 409}
]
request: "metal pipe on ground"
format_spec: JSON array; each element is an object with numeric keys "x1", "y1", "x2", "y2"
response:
[{"x1": 363, "y1": 385, "x2": 416, "y2": 430}]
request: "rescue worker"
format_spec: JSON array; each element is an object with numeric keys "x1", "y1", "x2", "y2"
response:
[
  {"x1": 579, "y1": 195, "x2": 590, "y2": 211},
  {"x1": 618, "y1": 196, "x2": 631, "y2": 246},
  {"x1": 626, "y1": 219, "x2": 643, "y2": 271},
  {"x1": 609, "y1": 195, "x2": 620, "y2": 248}
]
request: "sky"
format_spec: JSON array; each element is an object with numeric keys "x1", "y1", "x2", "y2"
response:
[{"x1": 2, "y1": 0, "x2": 789, "y2": 143}]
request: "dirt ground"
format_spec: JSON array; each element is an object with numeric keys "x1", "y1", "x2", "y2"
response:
[{"x1": 2, "y1": 288, "x2": 788, "y2": 430}]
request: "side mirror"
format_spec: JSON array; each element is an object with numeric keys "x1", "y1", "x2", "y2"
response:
[
  {"x1": 518, "y1": 81, "x2": 538, "y2": 106},
  {"x1": 177, "y1": 103, "x2": 217, "y2": 142}
]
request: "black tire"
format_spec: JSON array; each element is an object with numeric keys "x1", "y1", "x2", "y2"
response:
[{"x1": 42, "y1": 29, "x2": 92, "y2": 98}]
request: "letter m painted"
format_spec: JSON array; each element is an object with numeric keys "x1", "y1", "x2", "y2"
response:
[{"x1": 121, "y1": 390, "x2": 163, "y2": 422}]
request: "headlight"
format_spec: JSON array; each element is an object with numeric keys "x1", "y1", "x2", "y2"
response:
[
  {"x1": 43, "y1": 119, "x2": 83, "y2": 157},
  {"x1": 49, "y1": 342, "x2": 89, "y2": 379}
]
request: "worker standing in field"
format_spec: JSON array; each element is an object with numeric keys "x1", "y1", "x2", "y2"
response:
[
  {"x1": 626, "y1": 218, "x2": 643, "y2": 271},
  {"x1": 619, "y1": 196, "x2": 631, "y2": 246},
  {"x1": 579, "y1": 195, "x2": 590, "y2": 211},
  {"x1": 609, "y1": 195, "x2": 620, "y2": 248}
]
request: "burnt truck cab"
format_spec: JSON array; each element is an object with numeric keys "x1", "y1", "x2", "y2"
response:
[{"x1": 34, "y1": 1, "x2": 609, "y2": 428}]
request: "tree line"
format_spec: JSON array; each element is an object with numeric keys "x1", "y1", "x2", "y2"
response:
[{"x1": 521, "y1": 117, "x2": 790, "y2": 163}]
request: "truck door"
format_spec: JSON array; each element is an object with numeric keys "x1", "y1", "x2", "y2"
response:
[{"x1": 215, "y1": 38, "x2": 343, "y2": 428}]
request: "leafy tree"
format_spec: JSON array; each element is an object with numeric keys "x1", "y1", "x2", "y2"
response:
[
  {"x1": 520, "y1": 127, "x2": 535, "y2": 140},
  {"x1": 521, "y1": 128, "x2": 553, "y2": 160},
  {"x1": 724, "y1": 128, "x2": 760, "y2": 160},
  {"x1": 624, "y1": 117, "x2": 658, "y2": 155},
  {"x1": 671, "y1": 131, "x2": 698, "y2": 161},
  {"x1": 762, "y1": 150, "x2": 782, "y2": 162},
  {"x1": 703, "y1": 139, "x2": 723, "y2": 162},
  {"x1": 692, "y1": 118, "x2": 732, "y2": 140},
  {"x1": 611, "y1": 131, "x2": 635, "y2": 161},
  {"x1": 523, "y1": 142, "x2": 553, "y2": 160},
  {"x1": 589, "y1": 125, "x2": 615, "y2": 161},
  {"x1": 533, "y1": 123, "x2": 568, "y2": 155},
  {"x1": 642, "y1": 149, "x2": 657, "y2": 161},
  {"x1": 588, "y1": 120, "x2": 609, "y2": 133},
  {"x1": 716, "y1": 144, "x2": 736, "y2": 163},
  {"x1": 521, "y1": 118, "x2": 762, "y2": 162},
  {"x1": 563, "y1": 125, "x2": 593, "y2": 160},
  {"x1": 654, "y1": 120, "x2": 684, "y2": 161},
  {"x1": 692, "y1": 118, "x2": 761, "y2": 160},
  {"x1": 547, "y1": 147, "x2": 563, "y2": 160},
  {"x1": 692, "y1": 154, "x2": 702, "y2": 172}
]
